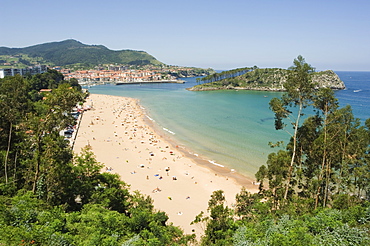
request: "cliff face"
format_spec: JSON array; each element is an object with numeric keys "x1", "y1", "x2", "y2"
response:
[
  {"x1": 188, "y1": 69, "x2": 345, "y2": 91},
  {"x1": 311, "y1": 70, "x2": 345, "y2": 90}
]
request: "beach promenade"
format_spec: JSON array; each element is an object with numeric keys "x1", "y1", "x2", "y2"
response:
[{"x1": 73, "y1": 94, "x2": 258, "y2": 237}]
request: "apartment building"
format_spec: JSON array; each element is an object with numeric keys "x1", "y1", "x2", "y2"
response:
[{"x1": 0, "y1": 65, "x2": 48, "y2": 78}]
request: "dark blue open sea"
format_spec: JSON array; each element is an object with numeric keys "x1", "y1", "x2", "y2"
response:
[{"x1": 86, "y1": 71, "x2": 370, "y2": 178}]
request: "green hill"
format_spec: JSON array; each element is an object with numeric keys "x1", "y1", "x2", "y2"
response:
[{"x1": 0, "y1": 39, "x2": 163, "y2": 68}]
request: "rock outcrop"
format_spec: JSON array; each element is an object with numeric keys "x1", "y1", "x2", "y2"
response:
[{"x1": 311, "y1": 70, "x2": 345, "y2": 90}]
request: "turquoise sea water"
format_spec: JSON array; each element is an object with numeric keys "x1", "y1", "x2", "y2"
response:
[{"x1": 86, "y1": 71, "x2": 370, "y2": 178}]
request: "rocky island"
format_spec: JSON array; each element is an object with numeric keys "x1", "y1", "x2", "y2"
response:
[{"x1": 188, "y1": 68, "x2": 345, "y2": 91}]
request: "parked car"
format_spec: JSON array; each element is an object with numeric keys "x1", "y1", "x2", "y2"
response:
[{"x1": 64, "y1": 129, "x2": 73, "y2": 138}]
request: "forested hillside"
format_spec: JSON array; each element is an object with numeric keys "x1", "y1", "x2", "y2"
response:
[{"x1": 0, "y1": 39, "x2": 162, "y2": 68}]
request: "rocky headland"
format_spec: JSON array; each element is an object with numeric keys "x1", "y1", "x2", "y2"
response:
[{"x1": 188, "y1": 68, "x2": 345, "y2": 91}]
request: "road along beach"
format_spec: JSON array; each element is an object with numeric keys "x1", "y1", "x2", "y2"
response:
[{"x1": 73, "y1": 94, "x2": 258, "y2": 237}]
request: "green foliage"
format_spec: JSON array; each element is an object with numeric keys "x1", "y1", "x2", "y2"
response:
[
  {"x1": 192, "y1": 190, "x2": 237, "y2": 245},
  {"x1": 0, "y1": 75, "x2": 32, "y2": 186},
  {"x1": 171, "y1": 67, "x2": 215, "y2": 78},
  {"x1": 191, "y1": 62, "x2": 343, "y2": 91},
  {"x1": 0, "y1": 39, "x2": 162, "y2": 67},
  {"x1": 199, "y1": 67, "x2": 254, "y2": 84},
  {"x1": 0, "y1": 191, "x2": 190, "y2": 245},
  {"x1": 232, "y1": 208, "x2": 370, "y2": 246},
  {"x1": 66, "y1": 204, "x2": 129, "y2": 245},
  {"x1": 28, "y1": 68, "x2": 65, "y2": 93},
  {"x1": 0, "y1": 72, "x2": 190, "y2": 245},
  {"x1": 0, "y1": 192, "x2": 70, "y2": 245},
  {"x1": 0, "y1": 76, "x2": 84, "y2": 200},
  {"x1": 0, "y1": 54, "x2": 51, "y2": 69},
  {"x1": 90, "y1": 172, "x2": 130, "y2": 213}
]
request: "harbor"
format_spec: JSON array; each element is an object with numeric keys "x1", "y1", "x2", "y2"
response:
[{"x1": 114, "y1": 79, "x2": 184, "y2": 85}]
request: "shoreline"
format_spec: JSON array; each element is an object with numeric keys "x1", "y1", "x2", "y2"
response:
[
  {"x1": 73, "y1": 93, "x2": 259, "y2": 238},
  {"x1": 115, "y1": 79, "x2": 184, "y2": 85},
  {"x1": 141, "y1": 105, "x2": 258, "y2": 189}
]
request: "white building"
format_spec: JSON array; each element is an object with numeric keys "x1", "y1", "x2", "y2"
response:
[{"x1": 0, "y1": 65, "x2": 48, "y2": 78}]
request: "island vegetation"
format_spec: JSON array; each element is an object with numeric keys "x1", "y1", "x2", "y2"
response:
[
  {"x1": 0, "y1": 57, "x2": 369, "y2": 245},
  {"x1": 190, "y1": 64, "x2": 345, "y2": 91}
]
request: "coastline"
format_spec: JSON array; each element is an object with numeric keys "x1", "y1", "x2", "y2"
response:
[
  {"x1": 73, "y1": 93, "x2": 259, "y2": 238},
  {"x1": 141, "y1": 107, "x2": 258, "y2": 188},
  {"x1": 115, "y1": 79, "x2": 184, "y2": 85}
]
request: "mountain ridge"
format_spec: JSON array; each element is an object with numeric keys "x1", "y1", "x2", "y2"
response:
[{"x1": 0, "y1": 39, "x2": 162, "y2": 67}]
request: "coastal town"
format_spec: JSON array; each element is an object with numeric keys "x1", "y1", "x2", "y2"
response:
[
  {"x1": 0, "y1": 58, "x2": 214, "y2": 85},
  {"x1": 58, "y1": 65, "x2": 215, "y2": 85},
  {"x1": 59, "y1": 65, "x2": 179, "y2": 85}
]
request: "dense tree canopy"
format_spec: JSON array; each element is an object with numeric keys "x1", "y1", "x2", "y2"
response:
[
  {"x1": 196, "y1": 67, "x2": 255, "y2": 85},
  {"x1": 0, "y1": 71, "x2": 193, "y2": 245}
]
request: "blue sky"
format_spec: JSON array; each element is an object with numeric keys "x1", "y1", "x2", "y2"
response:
[{"x1": 1, "y1": 0, "x2": 369, "y2": 71}]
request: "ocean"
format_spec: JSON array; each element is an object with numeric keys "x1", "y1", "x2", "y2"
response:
[{"x1": 86, "y1": 71, "x2": 370, "y2": 178}]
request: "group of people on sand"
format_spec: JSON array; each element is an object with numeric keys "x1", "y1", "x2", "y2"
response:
[{"x1": 74, "y1": 94, "x2": 251, "y2": 238}]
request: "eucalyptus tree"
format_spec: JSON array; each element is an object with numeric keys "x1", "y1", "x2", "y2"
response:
[
  {"x1": 304, "y1": 87, "x2": 339, "y2": 208},
  {"x1": 288, "y1": 96, "x2": 370, "y2": 208},
  {"x1": 325, "y1": 107, "x2": 370, "y2": 203},
  {"x1": 355, "y1": 119, "x2": 370, "y2": 199},
  {"x1": 269, "y1": 55, "x2": 316, "y2": 201},
  {"x1": 199, "y1": 67, "x2": 252, "y2": 84},
  {"x1": 20, "y1": 83, "x2": 84, "y2": 195},
  {"x1": 0, "y1": 75, "x2": 31, "y2": 185}
]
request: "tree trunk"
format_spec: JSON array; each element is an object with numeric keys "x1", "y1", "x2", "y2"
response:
[
  {"x1": 32, "y1": 136, "x2": 42, "y2": 193},
  {"x1": 323, "y1": 160, "x2": 332, "y2": 207},
  {"x1": 283, "y1": 103, "x2": 303, "y2": 200},
  {"x1": 13, "y1": 151, "x2": 18, "y2": 180},
  {"x1": 315, "y1": 105, "x2": 329, "y2": 209},
  {"x1": 4, "y1": 122, "x2": 12, "y2": 184}
]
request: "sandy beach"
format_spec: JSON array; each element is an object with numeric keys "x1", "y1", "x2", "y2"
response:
[{"x1": 73, "y1": 94, "x2": 258, "y2": 238}]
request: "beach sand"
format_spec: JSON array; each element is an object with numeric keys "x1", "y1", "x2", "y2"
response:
[{"x1": 73, "y1": 94, "x2": 258, "y2": 238}]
